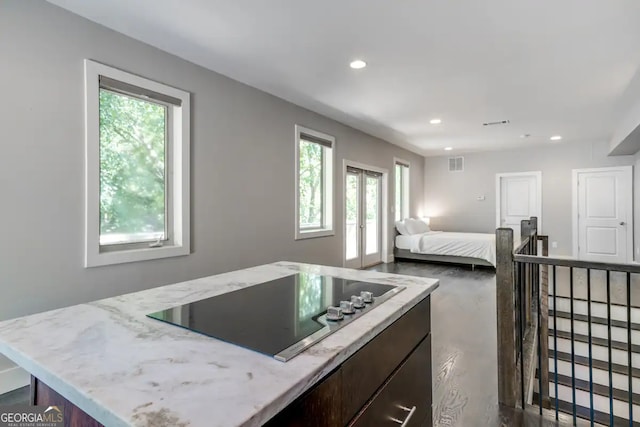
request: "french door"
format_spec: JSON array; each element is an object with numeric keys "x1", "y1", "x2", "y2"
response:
[{"x1": 345, "y1": 166, "x2": 383, "y2": 268}]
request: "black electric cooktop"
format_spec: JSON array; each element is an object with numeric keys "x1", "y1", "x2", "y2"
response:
[{"x1": 147, "y1": 273, "x2": 404, "y2": 361}]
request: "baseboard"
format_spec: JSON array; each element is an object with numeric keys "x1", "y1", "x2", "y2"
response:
[{"x1": 0, "y1": 366, "x2": 29, "y2": 395}]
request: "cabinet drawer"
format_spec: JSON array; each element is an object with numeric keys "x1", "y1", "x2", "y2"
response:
[
  {"x1": 350, "y1": 334, "x2": 432, "y2": 427},
  {"x1": 342, "y1": 296, "x2": 430, "y2": 423}
]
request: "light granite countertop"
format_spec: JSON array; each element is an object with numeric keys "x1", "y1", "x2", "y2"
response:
[{"x1": 0, "y1": 262, "x2": 438, "y2": 427}]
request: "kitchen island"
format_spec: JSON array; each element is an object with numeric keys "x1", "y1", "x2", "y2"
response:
[{"x1": 0, "y1": 262, "x2": 438, "y2": 427}]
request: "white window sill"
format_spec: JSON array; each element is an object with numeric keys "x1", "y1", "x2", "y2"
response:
[
  {"x1": 295, "y1": 229, "x2": 335, "y2": 240},
  {"x1": 85, "y1": 244, "x2": 189, "y2": 268}
]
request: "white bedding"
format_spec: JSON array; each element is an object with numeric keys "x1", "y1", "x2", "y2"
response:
[
  {"x1": 396, "y1": 231, "x2": 496, "y2": 266},
  {"x1": 395, "y1": 234, "x2": 422, "y2": 250}
]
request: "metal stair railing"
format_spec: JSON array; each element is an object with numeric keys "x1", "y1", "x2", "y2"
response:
[{"x1": 496, "y1": 217, "x2": 640, "y2": 426}]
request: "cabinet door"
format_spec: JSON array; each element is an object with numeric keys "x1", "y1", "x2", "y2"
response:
[
  {"x1": 263, "y1": 367, "x2": 342, "y2": 427},
  {"x1": 342, "y1": 297, "x2": 430, "y2": 423},
  {"x1": 350, "y1": 335, "x2": 432, "y2": 427},
  {"x1": 32, "y1": 377, "x2": 104, "y2": 427}
]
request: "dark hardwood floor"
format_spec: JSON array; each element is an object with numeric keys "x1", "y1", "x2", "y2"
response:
[{"x1": 0, "y1": 385, "x2": 29, "y2": 406}]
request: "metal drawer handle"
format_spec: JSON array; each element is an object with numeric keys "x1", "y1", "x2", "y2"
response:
[{"x1": 389, "y1": 405, "x2": 417, "y2": 426}]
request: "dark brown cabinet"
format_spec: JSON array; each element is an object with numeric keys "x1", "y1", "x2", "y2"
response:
[
  {"x1": 265, "y1": 296, "x2": 432, "y2": 427},
  {"x1": 31, "y1": 377, "x2": 104, "y2": 427},
  {"x1": 350, "y1": 335, "x2": 431, "y2": 426}
]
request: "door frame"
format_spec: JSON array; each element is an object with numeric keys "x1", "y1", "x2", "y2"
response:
[
  {"x1": 342, "y1": 160, "x2": 389, "y2": 268},
  {"x1": 495, "y1": 171, "x2": 543, "y2": 232},
  {"x1": 571, "y1": 166, "x2": 633, "y2": 261}
]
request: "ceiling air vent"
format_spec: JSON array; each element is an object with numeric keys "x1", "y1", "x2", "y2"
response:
[
  {"x1": 483, "y1": 119, "x2": 510, "y2": 126},
  {"x1": 448, "y1": 156, "x2": 464, "y2": 172}
]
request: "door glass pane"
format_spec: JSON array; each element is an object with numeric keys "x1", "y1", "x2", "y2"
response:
[
  {"x1": 365, "y1": 176, "x2": 379, "y2": 255},
  {"x1": 402, "y1": 165, "x2": 409, "y2": 219},
  {"x1": 345, "y1": 173, "x2": 359, "y2": 260},
  {"x1": 395, "y1": 165, "x2": 402, "y2": 221},
  {"x1": 99, "y1": 89, "x2": 167, "y2": 245}
]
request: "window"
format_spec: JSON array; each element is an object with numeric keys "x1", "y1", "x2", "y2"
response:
[
  {"x1": 295, "y1": 125, "x2": 334, "y2": 239},
  {"x1": 84, "y1": 60, "x2": 190, "y2": 267},
  {"x1": 395, "y1": 160, "x2": 410, "y2": 221}
]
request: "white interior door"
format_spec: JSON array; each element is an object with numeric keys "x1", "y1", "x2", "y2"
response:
[
  {"x1": 497, "y1": 172, "x2": 542, "y2": 236},
  {"x1": 345, "y1": 167, "x2": 383, "y2": 268},
  {"x1": 574, "y1": 167, "x2": 632, "y2": 263}
]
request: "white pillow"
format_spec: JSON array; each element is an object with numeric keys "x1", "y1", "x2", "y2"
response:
[
  {"x1": 405, "y1": 218, "x2": 430, "y2": 235},
  {"x1": 395, "y1": 220, "x2": 410, "y2": 235}
]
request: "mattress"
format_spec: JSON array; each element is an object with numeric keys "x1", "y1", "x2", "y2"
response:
[
  {"x1": 396, "y1": 231, "x2": 496, "y2": 266},
  {"x1": 395, "y1": 234, "x2": 422, "y2": 250}
]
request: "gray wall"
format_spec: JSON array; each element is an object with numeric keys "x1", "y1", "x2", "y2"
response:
[
  {"x1": 0, "y1": 1, "x2": 424, "y2": 371},
  {"x1": 423, "y1": 140, "x2": 635, "y2": 256}
]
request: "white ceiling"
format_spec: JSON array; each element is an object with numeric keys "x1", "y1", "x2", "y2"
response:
[{"x1": 48, "y1": 0, "x2": 640, "y2": 156}]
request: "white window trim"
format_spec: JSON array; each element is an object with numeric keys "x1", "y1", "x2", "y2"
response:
[
  {"x1": 84, "y1": 59, "x2": 190, "y2": 267},
  {"x1": 394, "y1": 157, "x2": 410, "y2": 221},
  {"x1": 294, "y1": 125, "x2": 335, "y2": 240}
]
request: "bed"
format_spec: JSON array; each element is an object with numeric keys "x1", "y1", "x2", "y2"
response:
[{"x1": 394, "y1": 219, "x2": 496, "y2": 269}]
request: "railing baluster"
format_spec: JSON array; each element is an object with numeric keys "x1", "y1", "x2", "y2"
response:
[
  {"x1": 537, "y1": 260, "x2": 543, "y2": 415},
  {"x1": 519, "y1": 260, "x2": 525, "y2": 409},
  {"x1": 539, "y1": 236, "x2": 549, "y2": 410},
  {"x1": 527, "y1": 258, "x2": 530, "y2": 327},
  {"x1": 569, "y1": 267, "x2": 577, "y2": 424},
  {"x1": 607, "y1": 270, "x2": 614, "y2": 426},
  {"x1": 627, "y1": 272, "x2": 633, "y2": 425},
  {"x1": 516, "y1": 262, "x2": 521, "y2": 353},
  {"x1": 587, "y1": 269, "x2": 594, "y2": 426},
  {"x1": 553, "y1": 265, "x2": 559, "y2": 420}
]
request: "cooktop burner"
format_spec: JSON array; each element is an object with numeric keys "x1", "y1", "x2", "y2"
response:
[{"x1": 147, "y1": 273, "x2": 404, "y2": 361}]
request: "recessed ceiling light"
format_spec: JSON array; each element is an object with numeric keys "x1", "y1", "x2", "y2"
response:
[
  {"x1": 444, "y1": 147, "x2": 453, "y2": 151},
  {"x1": 430, "y1": 119, "x2": 442, "y2": 125},
  {"x1": 550, "y1": 135, "x2": 562, "y2": 141},
  {"x1": 349, "y1": 60, "x2": 367, "y2": 69}
]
